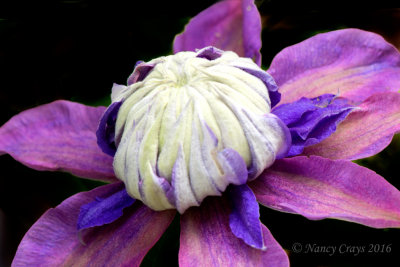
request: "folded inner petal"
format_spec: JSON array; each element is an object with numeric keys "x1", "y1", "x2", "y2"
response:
[
  {"x1": 127, "y1": 61, "x2": 156, "y2": 85},
  {"x1": 228, "y1": 184, "x2": 265, "y2": 250},
  {"x1": 77, "y1": 182, "x2": 135, "y2": 231},
  {"x1": 250, "y1": 156, "x2": 400, "y2": 228},
  {"x1": 96, "y1": 101, "x2": 123, "y2": 156},
  {"x1": 272, "y1": 94, "x2": 354, "y2": 157},
  {"x1": 238, "y1": 67, "x2": 281, "y2": 108}
]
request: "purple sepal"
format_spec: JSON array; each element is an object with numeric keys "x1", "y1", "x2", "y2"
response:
[
  {"x1": 196, "y1": 46, "x2": 223, "y2": 60},
  {"x1": 173, "y1": 0, "x2": 262, "y2": 65},
  {"x1": 77, "y1": 183, "x2": 135, "y2": 231},
  {"x1": 228, "y1": 184, "x2": 265, "y2": 250},
  {"x1": 272, "y1": 94, "x2": 354, "y2": 156},
  {"x1": 127, "y1": 61, "x2": 156, "y2": 85},
  {"x1": 240, "y1": 67, "x2": 281, "y2": 108},
  {"x1": 96, "y1": 101, "x2": 122, "y2": 156}
]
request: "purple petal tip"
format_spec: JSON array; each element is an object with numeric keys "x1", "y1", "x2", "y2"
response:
[{"x1": 77, "y1": 184, "x2": 135, "y2": 231}]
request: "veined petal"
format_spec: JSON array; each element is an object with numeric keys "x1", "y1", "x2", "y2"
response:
[
  {"x1": 250, "y1": 156, "x2": 400, "y2": 228},
  {"x1": 304, "y1": 92, "x2": 400, "y2": 160},
  {"x1": 173, "y1": 0, "x2": 262, "y2": 65},
  {"x1": 0, "y1": 100, "x2": 117, "y2": 182},
  {"x1": 179, "y1": 196, "x2": 289, "y2": 267},
  {"x1": 12, "y1": 183, "x2": 176, "y2": 267},
  {"x1": 268, "y1": 29, "x2": 400, "y2": 105}
]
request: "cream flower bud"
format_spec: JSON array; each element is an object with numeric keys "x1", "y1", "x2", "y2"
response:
[{"x1": 99, "y1": 47, "x2": 291, "y2": 213}]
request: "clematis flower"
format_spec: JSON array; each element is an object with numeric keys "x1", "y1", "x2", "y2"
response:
[{"x1": 1, "y1": 1, "x2": 400, "y2": 266}]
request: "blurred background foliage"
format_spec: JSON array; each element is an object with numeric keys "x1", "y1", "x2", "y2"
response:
[{"x1": 0, "y1": 1, "x2": 399, "y2": 266}]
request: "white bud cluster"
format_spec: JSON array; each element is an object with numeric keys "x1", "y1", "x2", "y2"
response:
[{"x1": 111, "y1": 49, "x2": 289, "y2": 213}]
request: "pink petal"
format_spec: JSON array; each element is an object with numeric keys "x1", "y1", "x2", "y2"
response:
[
  {"x1": 250, "y1": 156, "x2": 400, "y2": 228},
  {"x1": 173, "y1": 0, "x2": 262, "y2": 65},
  {"x1": 179, "y1": 196, "x2": 289, "y2": 267},
  {"x1": 12, "y1": 183, "x2": 176, "y2": 267},
  {"x1": 0, "y1": 100, "x2": 117, "y2": 182},
  {"x1": 304, "y1": 92, "x2": 400, "y2": 160},
  {"x1": 268, "y1": 29, "x2": 400, "y2": 105}
]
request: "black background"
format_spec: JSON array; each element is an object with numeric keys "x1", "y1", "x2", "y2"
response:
[{"x1": 1, "y1": 1, "x2": 400, "y2": 266}]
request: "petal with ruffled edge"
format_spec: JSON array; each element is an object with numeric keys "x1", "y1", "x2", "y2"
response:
[
  {"x1": 0, "y1": 100, "x2": 117, "y2": 182},
  {"x1": 268, "y1": 29, "x2": 400, "y2": 105},
  {"x1": 12, "y1": 183, "x2": 176, "y2": 267},
  {"x1": 179, "y1": 196, "x2": 289, "y2": 267},
  {"x1": 272, "y1": 94, "x2": 354, "y2": 157},
  {"x1": 173, "y1": 0, "x2": 262, "y2": 65},
  {"x1": 304, "y1": 92, "x2": 400, "y2": 160},
  {"x1": 250, "y1": 156, "x2": 400, "y2": 228}
]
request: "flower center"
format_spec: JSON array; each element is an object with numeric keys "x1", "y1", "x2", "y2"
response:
[{"x1": 109, "y1": 47, "x2": 290, "y2": 213}]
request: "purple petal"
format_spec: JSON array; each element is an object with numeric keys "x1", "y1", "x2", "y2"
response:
[
  {"x1": 0, "y1": 100, "x2": 117, "y2": 182},
  {"x1": 250, "y1": 156, "x2": 400, "y2": 228},
  {"x1": 77, "y1": 183, "x2": 135, "y2": 231},
  {"x1": 272, "y1": 94, "x2": 354, "y2": 156},
  {"x1": 127, "y1": 61, "x2": 156, "y2": 85},
  {"x1": 304, "y1": 92, "x2": 400, "y2": 160},
  {"x1": 173, "y1": 0, "x2": 262, "y2": 65},
  {"x1": 179, "y1": 196, "x2": 289, "y2": 267},
  {"x1": 196, "y1": 46, "x2": 224, "y2": 60},
  {"x1": 228, "y1": 184, "x2": 265, "y2": 250},
  {"x1": 268, "y1": 29, "x2": 400, "y2": 105},
  {"x1": 12, "y1": 183, "x2": 176, "y2": 267},
  {"x1": 96, "y1": 101, "x2": 122, "y2": 157}
]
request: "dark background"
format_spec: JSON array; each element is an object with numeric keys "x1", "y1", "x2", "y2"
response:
[{"x1": 1, "y1": 1, "x2": 400, "y2": 266}]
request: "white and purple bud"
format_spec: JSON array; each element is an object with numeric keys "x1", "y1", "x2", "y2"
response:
[{"x1": 97, "y1": 47, "x2": 291, "y2": 213}]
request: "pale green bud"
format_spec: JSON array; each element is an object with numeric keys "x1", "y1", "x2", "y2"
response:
[{"x1": 111, "y1": 48, "x2": 290, "y2": 213}]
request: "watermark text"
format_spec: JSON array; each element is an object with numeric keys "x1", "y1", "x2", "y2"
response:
[{"x1": 291, "y1": 243, "x2": 392, "y2": 256}]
